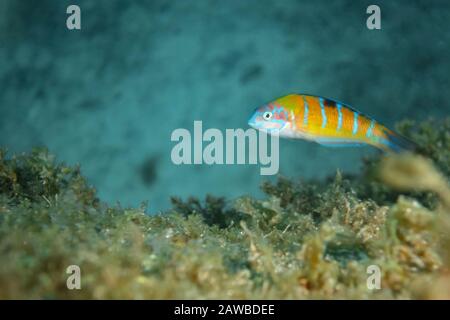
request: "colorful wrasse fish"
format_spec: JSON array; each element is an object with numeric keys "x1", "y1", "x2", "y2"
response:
[{"x1": 248, "y1": 94, "x2": 417, "y2": 153}]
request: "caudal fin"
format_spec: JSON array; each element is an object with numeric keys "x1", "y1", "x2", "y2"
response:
[{"x1": 381, "y1": 130, "x2": 418, "y2": 153}]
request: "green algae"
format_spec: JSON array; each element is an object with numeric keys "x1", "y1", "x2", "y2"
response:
[{"x1": 0, "y1": 118, "x2": 449, "y2": 299}]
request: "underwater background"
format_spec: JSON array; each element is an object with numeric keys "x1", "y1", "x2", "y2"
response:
[{"x1": 1, "y1": 0, "x2": 449, "y2": 212}]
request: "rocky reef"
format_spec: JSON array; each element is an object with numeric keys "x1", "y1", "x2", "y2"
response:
[{"x1": 0, "y1": 118, "x2": 449, "y2": 299}]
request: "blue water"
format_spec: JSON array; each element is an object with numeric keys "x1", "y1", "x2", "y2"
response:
[{"x1": 1, "y1": 0, "x2": 449, "y2": 212}]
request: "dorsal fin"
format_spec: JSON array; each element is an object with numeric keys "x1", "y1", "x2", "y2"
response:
[{"x1": 298, "y1": 93, "x2": 375, "y2": 121}]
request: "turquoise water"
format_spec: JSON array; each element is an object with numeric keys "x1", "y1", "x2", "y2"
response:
[{"x1": 1, "y1": 0, "x2": 449, "y2": 212}]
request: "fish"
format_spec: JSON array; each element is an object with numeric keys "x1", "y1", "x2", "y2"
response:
[{"x1": 248, "y1": 93, "x2": 417, "y2": 152}]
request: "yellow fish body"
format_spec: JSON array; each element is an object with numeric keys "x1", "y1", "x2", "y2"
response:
[{"x1": 248, "y1": 93, "x2": 417, "y2": 152}]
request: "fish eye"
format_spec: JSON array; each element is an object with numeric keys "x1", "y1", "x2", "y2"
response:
[{"x1": 263, "y1": 111, "x2": 272, "y2": 120}]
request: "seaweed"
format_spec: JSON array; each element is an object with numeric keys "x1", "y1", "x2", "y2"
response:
[{"x1": 0, "y1": 118, "x2": 448, "y2": 299}]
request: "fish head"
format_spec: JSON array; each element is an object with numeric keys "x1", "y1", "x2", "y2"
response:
[{"x1": 248, "y1": 100, "x2": 292, "y2": 136}]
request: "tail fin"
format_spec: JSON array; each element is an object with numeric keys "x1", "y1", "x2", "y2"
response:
[{"x1": 382, "y1": 130, "x2": 418, "y2": 153}]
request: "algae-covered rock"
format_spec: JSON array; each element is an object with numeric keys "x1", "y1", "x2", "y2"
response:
[{"x1": 0, "y1": 118, "x2": 449, "y2": 299}]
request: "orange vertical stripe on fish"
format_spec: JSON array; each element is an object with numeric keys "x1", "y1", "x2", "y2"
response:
[{"x1": 248, "y1": 93, "x2": 417, "y2": 152}]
